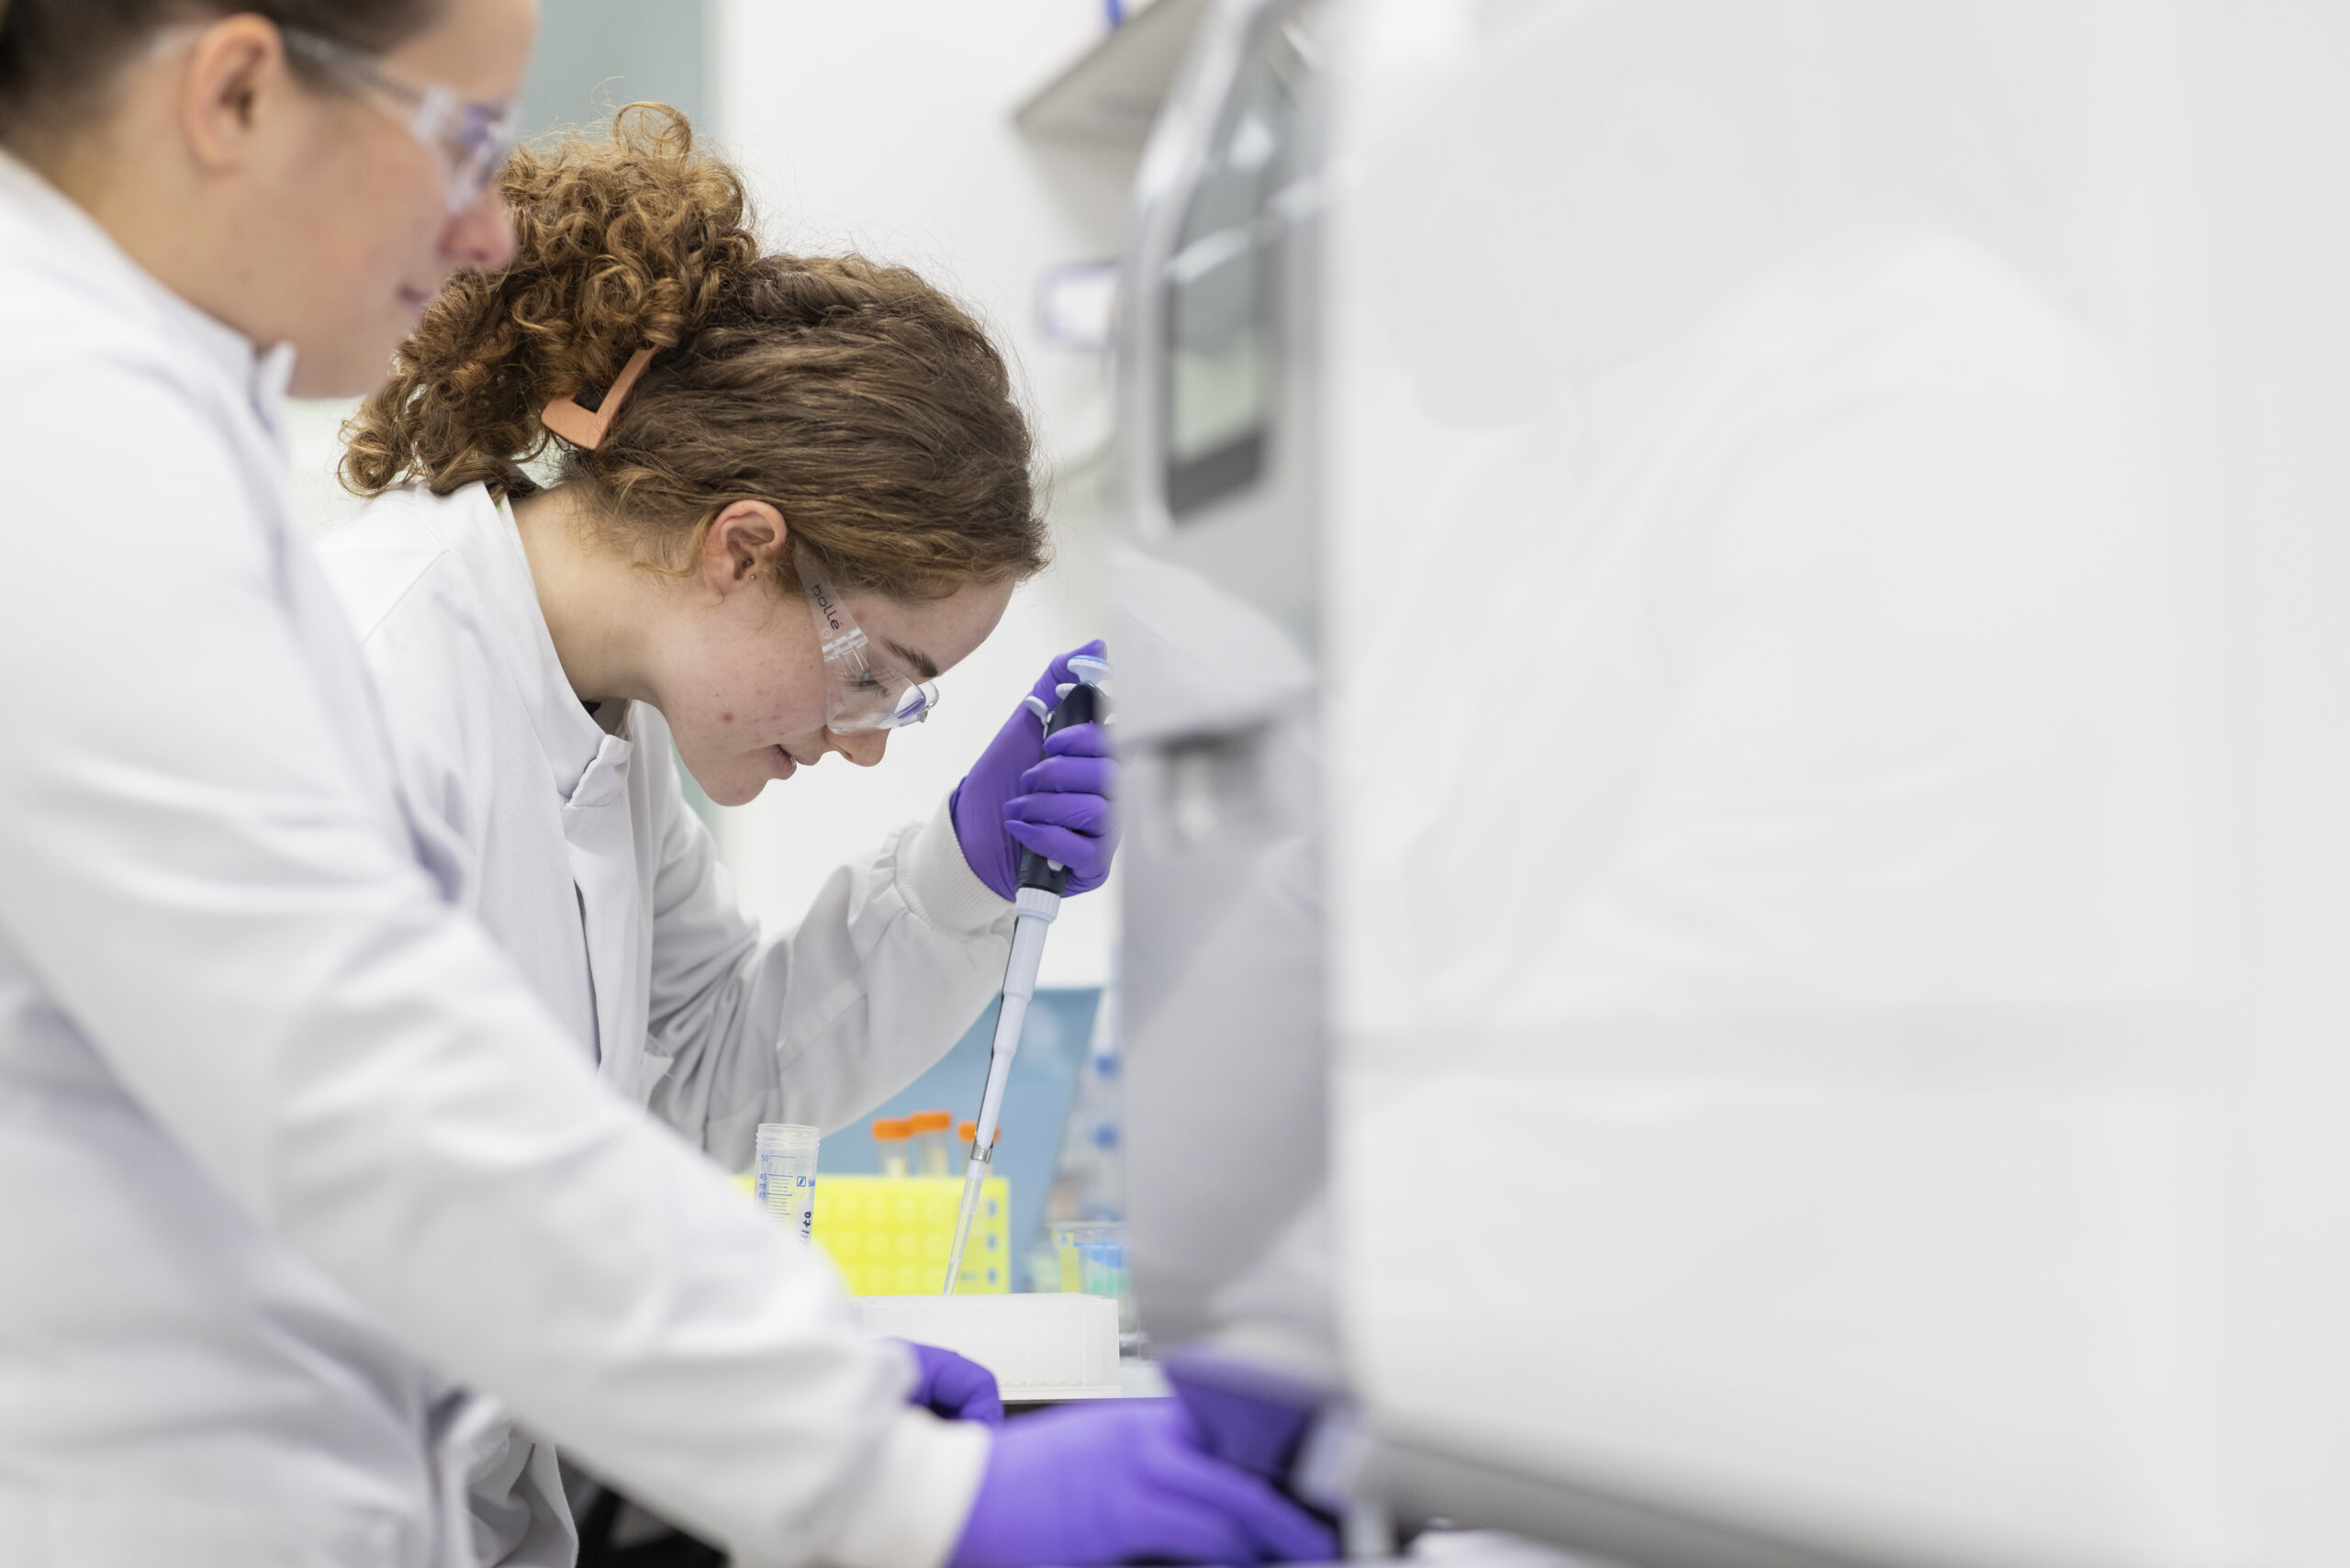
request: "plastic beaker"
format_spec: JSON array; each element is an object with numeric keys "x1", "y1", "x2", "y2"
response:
[{"x1": 755, "y1": 1123, "x2": 820, "y2": 1240}]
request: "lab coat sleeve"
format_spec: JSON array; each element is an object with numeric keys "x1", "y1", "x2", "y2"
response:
[
  {"x1": 0, "y1": 362, "x2": 987, "y2": 1567},
  {"x1": 637, "y1": 733, "x2": 1017, "y2": 1170}
]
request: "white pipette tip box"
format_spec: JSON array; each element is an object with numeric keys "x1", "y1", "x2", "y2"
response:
[{"x1": 854, "y1": 1293, "x2": 1122, "y2": 1403}]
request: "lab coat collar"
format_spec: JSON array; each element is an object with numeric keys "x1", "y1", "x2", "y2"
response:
[
  {"x1": 0, "y1": 148, "x2": 297, "y2": 441},
  {"x1": 434, "y1": 484, "x2": 632, "y2": 804}
]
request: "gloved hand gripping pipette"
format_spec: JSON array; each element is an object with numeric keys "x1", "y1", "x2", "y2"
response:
[{"x1": 945, "y1": 655, "x2": 1111, "y2": 1293}]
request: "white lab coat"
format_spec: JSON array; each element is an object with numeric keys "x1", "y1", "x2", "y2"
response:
[
  {"x1": 314, "y1": 483, "x2": 1017, "y2": 1562},
  {"x1": 1338, "y1": 228, "x2": 2189, "y2": 1025},
  {"x1": 1328, "y1": 229, "x2": 2202, "y2": 1518},
  {"x1": 0, "y1": 151, "x2": 987, "y2": 1568}
]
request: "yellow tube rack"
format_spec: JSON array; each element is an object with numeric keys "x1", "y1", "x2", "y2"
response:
[{"x1": 811, "y1": 1174, "x2": 1012, "y2": 1294}]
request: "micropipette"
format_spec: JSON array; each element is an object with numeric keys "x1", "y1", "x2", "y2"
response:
[{"x1": 943, "y1": 658, "x2": 1110, "y2": 1293}]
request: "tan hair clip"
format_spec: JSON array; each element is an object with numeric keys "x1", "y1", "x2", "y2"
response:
[{"x1": 541, "y1": 346, "x2": 656, "y2": 450}]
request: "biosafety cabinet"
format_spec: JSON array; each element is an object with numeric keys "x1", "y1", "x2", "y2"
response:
[{"x1": 1113, "y1": 1, "x2": 2350, "y2": 1565}]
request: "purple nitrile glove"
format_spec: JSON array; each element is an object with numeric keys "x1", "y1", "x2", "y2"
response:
[
  {"x1": 1162, "y1": 1349, "x2": 1329, "y2": 1482},
  {"x1": 949, "y1": 1400, "x2": 1336, "y2": 1568},
  {"x1": 952, "y1": 641, "x2": 1119, "y2": 902},
  {"x1": 898, "y1": 1339, "x2": 1004, "y2": 1426}
]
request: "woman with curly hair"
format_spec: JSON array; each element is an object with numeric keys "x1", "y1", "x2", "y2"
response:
[
  {"x1": 325, "y1": 101, "x2": 1110, "y2": 1143},
  {"x1": 315, "y1": 106, "x2": 1323, "y2": 1568}
]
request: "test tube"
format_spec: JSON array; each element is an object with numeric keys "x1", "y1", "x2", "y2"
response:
[
  {"x1": 909, "y1": 1110, "x2": 954, "y2": 1178},
  {"x1": 871, "y1": 1117, "x2": 911, "y2": 1179},
  {"x1": 1051, "y1": 1218, "x2": 1136, "y2": 1343}
]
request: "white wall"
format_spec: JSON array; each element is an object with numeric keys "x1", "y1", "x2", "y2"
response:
[{"x1": 709, "y1": 0, "x2": 1143, "y2": 985}]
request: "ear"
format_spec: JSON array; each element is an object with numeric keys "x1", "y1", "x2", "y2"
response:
[
  {"x1": 177, "y1": 15, "x2": 290, "y2": 177},
  {"x1": 700, "y1": 500, "x2": 789, "y2": 597}
]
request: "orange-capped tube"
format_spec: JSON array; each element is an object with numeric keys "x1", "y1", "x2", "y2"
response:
[
  {"x1": 908, "y1": 1110, "x2": 954, "y2": 1178},
  {"x1": 871, "y1": 1117, "x2": 912, "y2": 1179}
]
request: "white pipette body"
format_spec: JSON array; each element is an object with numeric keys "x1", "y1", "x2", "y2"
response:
[{"x1": 942, "y1": 884, "x2": 1058, "y2": 1291}]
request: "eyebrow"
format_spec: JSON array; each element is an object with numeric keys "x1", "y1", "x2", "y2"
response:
[{"x1": 886, "y1": 639, "x2": 939, "y2": 680}]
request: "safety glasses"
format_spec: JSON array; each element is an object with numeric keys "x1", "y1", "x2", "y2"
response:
[
  {"x1": 280, "y1": 27, "x2": 523, "y2": 216},
  {"x1": 798, "y1": 550, "x2": 941, "y2": 733}
]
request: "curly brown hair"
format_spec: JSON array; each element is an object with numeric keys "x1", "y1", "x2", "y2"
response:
[{"x1": 341, "y1": 103, "x2": 1046, "y2": 599}]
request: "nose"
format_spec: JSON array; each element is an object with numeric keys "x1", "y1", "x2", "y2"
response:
[
  {"x1": 443, "y1": 187, "x2": 518, "y2": 273},
  {"x1": 830, "y1": 729, "x2": 890, "y2": 767}
]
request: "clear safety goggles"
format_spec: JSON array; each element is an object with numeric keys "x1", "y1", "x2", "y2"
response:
[
  {"x1": 280, "y1": 28, "x2": 523, "y2": 216},
  {"x1": 798, "y1": 550, "x2": 942, "y2": 733}
]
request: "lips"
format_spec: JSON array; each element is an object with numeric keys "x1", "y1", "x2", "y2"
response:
[
  {"x1": 769, "y1": 744, "x2": 798, "y2": 780},
  {"x1": 398, "y1": 286, "x2": 436, "y2": 319}
]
